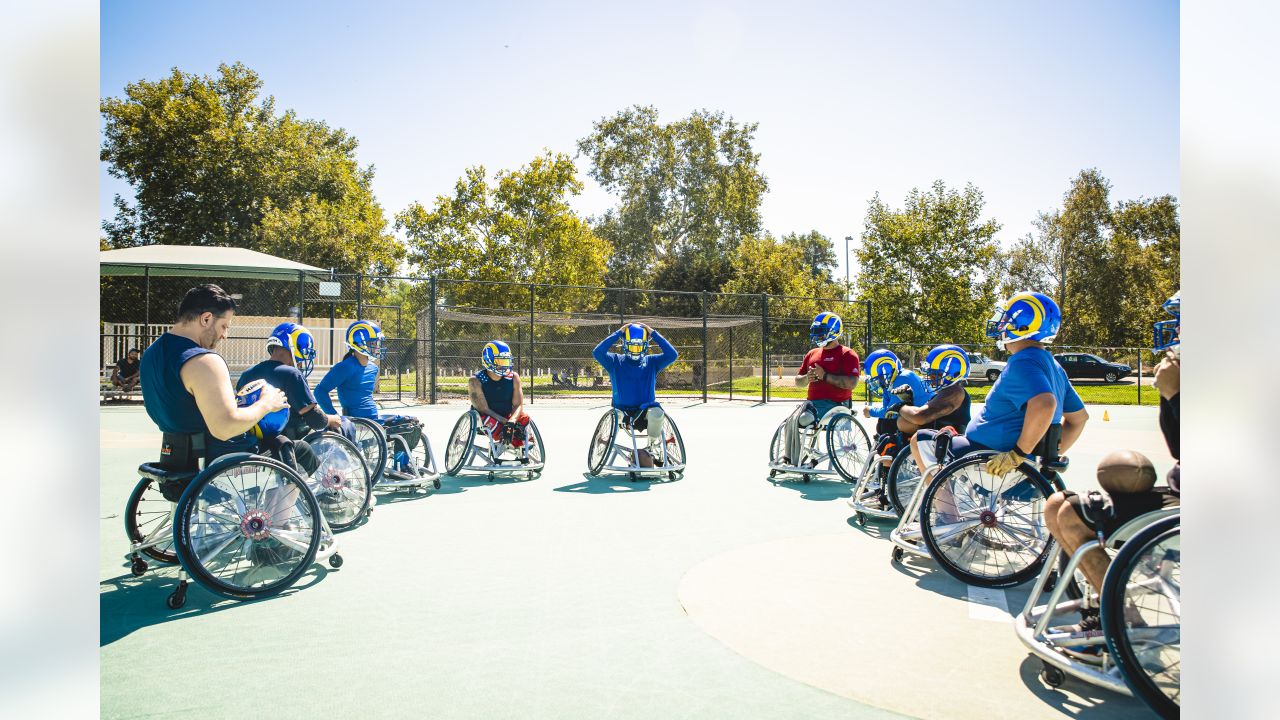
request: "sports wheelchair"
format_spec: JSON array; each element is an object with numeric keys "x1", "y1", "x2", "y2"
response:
[
  {"x1": 767, "y1": 403, "x2": 871, "y2": 483},
  {"x1": 348, "y1": 416, "x2": 442, "y2": 493},
  {"x1": 888, "y1": 425, "x2": 1067, "y2": 588},
  {"x1": 123, "y1": 433, "x2": 361, "y2": 610},
  {"x1": 443, "y1": 408, "x2": 545, "y2": 482},
  {"x1": 587, "y1": 406, "x2": 686, "y2": 481},
  {"x1": 1016, "y1": 510, "x2": 1180, "y2": 718},
  {"x1": 848, "y1": 428, "x2": 912, "y2": 524}
]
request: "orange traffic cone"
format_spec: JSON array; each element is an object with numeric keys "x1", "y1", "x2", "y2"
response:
[{"x1": 1103, "y1": 410, "x2": 1110, "y2": 421}]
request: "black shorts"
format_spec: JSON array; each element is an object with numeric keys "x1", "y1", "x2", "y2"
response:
[{"x1": 1063, "y1": 487, "x2": 1180, "y2": 538}]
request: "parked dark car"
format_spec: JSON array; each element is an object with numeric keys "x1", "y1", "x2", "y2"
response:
[{"x1": 1053, "y1": 353, "x2": 1131, "y2": 383}]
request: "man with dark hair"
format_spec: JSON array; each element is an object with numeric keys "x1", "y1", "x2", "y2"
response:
[
  {"x1": 111, "y1": 348, "x2": 141, "y2": 393},
  {"x1": 140, "y1": 284, "x2": 288, "y2": 466}
]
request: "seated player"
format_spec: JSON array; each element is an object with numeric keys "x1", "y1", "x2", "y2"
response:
[
  {"x1": 783, "y1": 311, "x2": 862, "y2": 465},
  {"x1": 861, "y1": 348, "x2": 933, "y2": 438},
  {"x1": 468, "y1": 341, "x2": 533, "y2": 462},
  {"x1": 112, "y1": 347, "x2": 141, "y2": 393},
  {"x1": 1043, "y1": 291, "x2": 1180, "y2": 622},
  {"x1": 592, "y1": 323, "x2": 679, "y2": 467},
  {"x1": 140, "y1": 284, "x2": 288, "y2": 472},
  {"x1": 903, "y1": 344, "x2": 975, "y2": 474},
  {"x1": 236, "y1": 322, "x2": 353, "y2": 461},
  {"x1": 315, "y1": 319, "x2": 426, "y2": 470}
]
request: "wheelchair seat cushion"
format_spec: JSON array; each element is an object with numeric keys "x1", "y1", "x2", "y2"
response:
[{"x1": 139, "y1": 463, "x2": 199, "y2": 503}]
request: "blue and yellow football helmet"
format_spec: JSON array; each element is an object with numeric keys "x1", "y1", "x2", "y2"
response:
[
  {"x1": 986, "y1": 291, "x2": 1060, "y2": 349},
  {"x1": 623, "y1": 324, "x2": 650, "y2": 360},
  {"x1": 1152, "y1": 290, "x2": 1180, "y2": 354},
  {"x1": 482, "y1": 340, "x2": 514, "y2": 378},
  {"x1": 346, "y1": 320, "x2": 384, "y2": 361},
  {"x1": 924, "y1": 344, "x2": 969, "y2": 390},
  {"x1": 810, "y1": 311, "x2": 842, "y2": 347},
  {"x1": 267, "y1": 322, "x2": 317, "y2": 377},
  {"x1": 237, "y1": 378, "x2": 289, "y2": 440},
  {"x1": 863, "y1": 349, "x2": 901, "y2": 398}
]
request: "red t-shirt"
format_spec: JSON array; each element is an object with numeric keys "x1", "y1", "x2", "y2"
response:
[{"x1": 799, "y1": 344, "x2": 862, "y2": 401}]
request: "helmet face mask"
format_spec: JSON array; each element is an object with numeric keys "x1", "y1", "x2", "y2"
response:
[
  {"x1": 623, "y1": 324, "x2": 650, "y2": 360},
  {"x1": 483, "y1": 341, "x2": 515, "y2": 378},
  {"x1": 810, "y1": 312, "x2": 842, "y2": 348}
]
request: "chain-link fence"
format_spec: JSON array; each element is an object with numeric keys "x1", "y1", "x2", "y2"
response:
[{"x1": 101, "y1": 265, "x2": 873, "y2": 405}]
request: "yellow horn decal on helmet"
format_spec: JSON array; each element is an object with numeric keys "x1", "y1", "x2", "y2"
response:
[{"x1": 1009, "y1": 293, "x2": 1045, "y2": 337}]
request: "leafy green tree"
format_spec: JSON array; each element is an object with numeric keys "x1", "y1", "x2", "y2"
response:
[
  {"x1": 854, "y1": 181, "x2": 1003, "y2": 345},
  {"x1": 783, "y1": 231, "x2": 839, "y2": 282},
  {"x1": 100, "y1": 62, "x2": 402, "y2": 273},
  {"x1": 717, "y1": 232, "x2": 850, "y2": 319},
  {"x1": 395, "y1": 151, "x2": 610, "y2": 313},
  {"x1": 577, "y1": 105, "x2": 769, "y2": 302}
]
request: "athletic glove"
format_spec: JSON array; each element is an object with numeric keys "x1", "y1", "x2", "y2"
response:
[
  {"x1": 501, "y1": 422, "x2": 519, "y2": 445},
  {"x1": 984, "y1": 449, "x2": 1027, "y2": 476},
  {"x1": 891, "y1": 385, "x2": 914, "y2": 404}
]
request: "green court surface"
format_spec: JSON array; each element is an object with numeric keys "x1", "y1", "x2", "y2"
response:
[{"x1": 100, "y1": 401, "x2": 1171, "y2": 719}]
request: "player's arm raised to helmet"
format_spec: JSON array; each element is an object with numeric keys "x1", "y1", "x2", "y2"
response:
[
  {"x1": 593, "y1": 329, "x2": 622, "y2": 366},
  {"x1": 182, "y1": 354, "x2": 288, "y2": 440},
  {"x1": 649, "y1": 327, "x2": 678, "y2": 370}
]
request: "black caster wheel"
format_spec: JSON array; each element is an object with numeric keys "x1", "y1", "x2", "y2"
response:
[
  {"x1": 769, "y1": 470, "x2": 777, "y2": 478},
  {"x1": 433, "y1": 477, "x2": 442, "y2": 490},
  {"x1": 1043, "y1": 570, "x2": 1060, "y2": 593},
  {"x1": 891, "y1": 547, "x2": 904, "y2": 564},
  {"x1": 802, "y1": 476, "x2": 811, "y2": 484},
  {"x1": 130, "y1": 557, "x2": 148, "y2": 577},
  {"x1": 366, "y1": 507, "x2": 374, "y2": 517},
  {"x1": 629, "y1": 472, "x2": 638, "y2": 482},
  {"x1": 1040, "y1": 662, "x2": 1066, "y2": 689},
  {"x1": 329, "y1": 553, "x2": 344, "y2": 569},
  {"x1": 669, "y1": 471, "x2": 678, "y2": 481},
  {"x1": 166, "y1": 581, "x2": 187, "y2": 610},
  {"x1": 527, "y1": 472, "x2": 536, "y2": 481},
  {"x1": 487, "y1": 473, "x2": 495, "y2": 482},
  {"x1": 856, "y1": 512, "x2": 866, "y2": 527}
]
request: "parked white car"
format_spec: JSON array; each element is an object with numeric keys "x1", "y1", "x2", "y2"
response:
[{"x1": 967, "y1": 352, "x2": 1005, "y2": 382}]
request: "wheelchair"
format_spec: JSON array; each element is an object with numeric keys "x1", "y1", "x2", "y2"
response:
[
  {"x1": 443, "y1": 408, "x2": 545, "y2": 481},
  {"x1": 888, "y1": 425, "x2": 1067, "y2": 588},
  {"x1": 587, "y1": 406, "x2": 687, "y2": 481},
  {"x1": 1015, "y1": 510, "x2": 1180, "y2": 718},
  {"x1": 848, "y1": 429, "x2": 911, "y2": 523},
  {"x1": 123, "y1": 437, "x2": 351, "y2": 610},
  {"x1": 348, "y1": 416, "x2": 442, "y2": 493},
  {"x1": 767, "y1": 403, "x2": 871, "y2": 483}
]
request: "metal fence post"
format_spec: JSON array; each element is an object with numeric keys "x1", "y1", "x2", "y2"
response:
[
  {"x1": 728, "y1": 324, "x2": 734, "y2": 401},
  {"x1": 864, "y1": 298, "x2": 872, "y2": 401},
  {"x1": 396, "y1": 302, "x2": 403, "y2": 403},
  {"x1": 529, "y1": 283, "x2": 536, "y2": 405},
  {"x1": 701, "y1": 291, "x2": 708, "y2": 402},
  {"x1": 1137, "y1": 351, "x2": 1142, "y2": 405},
  {"x1": 429, "y1": 277, "x2": 437, "y2": 404},
  {"x1": 143, "y1": 265, "x2": 150, "y2": 348},
  {"x1": 297, "y1": 270, "x2": 306, "y2": 323},
  {"x1": 761, "y1": 293, "x2": 769, "y2": 403},
  {"x1": 356, "y1": 273, "x2": 363, "y2": 320}
]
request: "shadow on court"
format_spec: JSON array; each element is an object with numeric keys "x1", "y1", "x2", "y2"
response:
[
  {"x1": 552, "y1": 473, "x2": 680, "y2": 493},
  {"x1": 765, "y1": 476, "x2": 853, "y2": 502},
  {"x1": 1015, "y1": 654, "x2": 1157, "y2": 717},
  {"x1": 99, "y1": 564, "x2": 332, "y2": 647}
]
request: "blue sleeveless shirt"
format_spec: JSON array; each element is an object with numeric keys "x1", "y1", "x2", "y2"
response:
[
  {"x1": 140, "y1": 332, "x2": 254, "y2": 460},
  {"x1": 473, "y1": 369, "x2": 514, "y2": 417}
]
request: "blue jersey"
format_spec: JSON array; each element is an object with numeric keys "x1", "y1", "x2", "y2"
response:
[
  {"x1": 140, "y1": 332, "x2": 254, "y2": 462},
  {"x1": 966, "y1": 347, "x2": 1083, "y2": 452},
  {"x1": 315, "y1": 353, "x2": 380, "y2": 419},
  {"x1": 237, "y1": 360, "x2": 319, "y2": 440},
  {"x1": 868, "y1": 369, "x2": 933, "y2": 418},
  {"x1": 592, "y1": 330, "x2": 678, "y2": 409}
]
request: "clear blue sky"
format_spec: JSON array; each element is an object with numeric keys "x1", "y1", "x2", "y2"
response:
[{"x1": 100, "y1": 0, "x2": 1178, "y2": 280}]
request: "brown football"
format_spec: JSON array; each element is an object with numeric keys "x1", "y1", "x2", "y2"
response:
[{"x1": 1096, "y1": 449, "x2": 1157, "y2": 494}]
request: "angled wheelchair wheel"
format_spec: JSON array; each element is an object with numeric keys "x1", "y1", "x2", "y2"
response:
[
  {"x1": 172, "y1": 455, "x2": 321, "y2": 601},
  {"x1": 303, "y1": 432, "x2": 372, "y2": 531},
  {"x1": 919, "y1": 452, "x2": 1055, "y2": 588},
  {"x1": 125, "y1": 476, "x2": 177, "y2": 564},
  {"x1": 826, "y1": 413, "x2": 871, "y2": 482},
  {"x1": 525, "y1": 420, "x2": 546, "y2": 467},
  {"x1": 348, "y1": 417, "x2": 388, "y2": 482},
  {"x1": 445, "y1": 412, "x2": 476, "y2": 476},
  {"x1": 588, "y1": 411, "x2": 617, "y2": 475},
  {"x1": 769, "y1": 424, "x2": 785, "y2": 465},
  {"x1": 886, "y1": 445, "x2": 922, "y2": 515},
  {"x1": 1101, "y1": 514, "x2": 1181, "y2": 719},
  {"x1": 661, "y1": 414, "x2": 686, "y2": 468}
]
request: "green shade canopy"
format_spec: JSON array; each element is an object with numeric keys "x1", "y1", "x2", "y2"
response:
[{"x1": 100, "y1": 245, "x2": 328, "y2": 281}]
